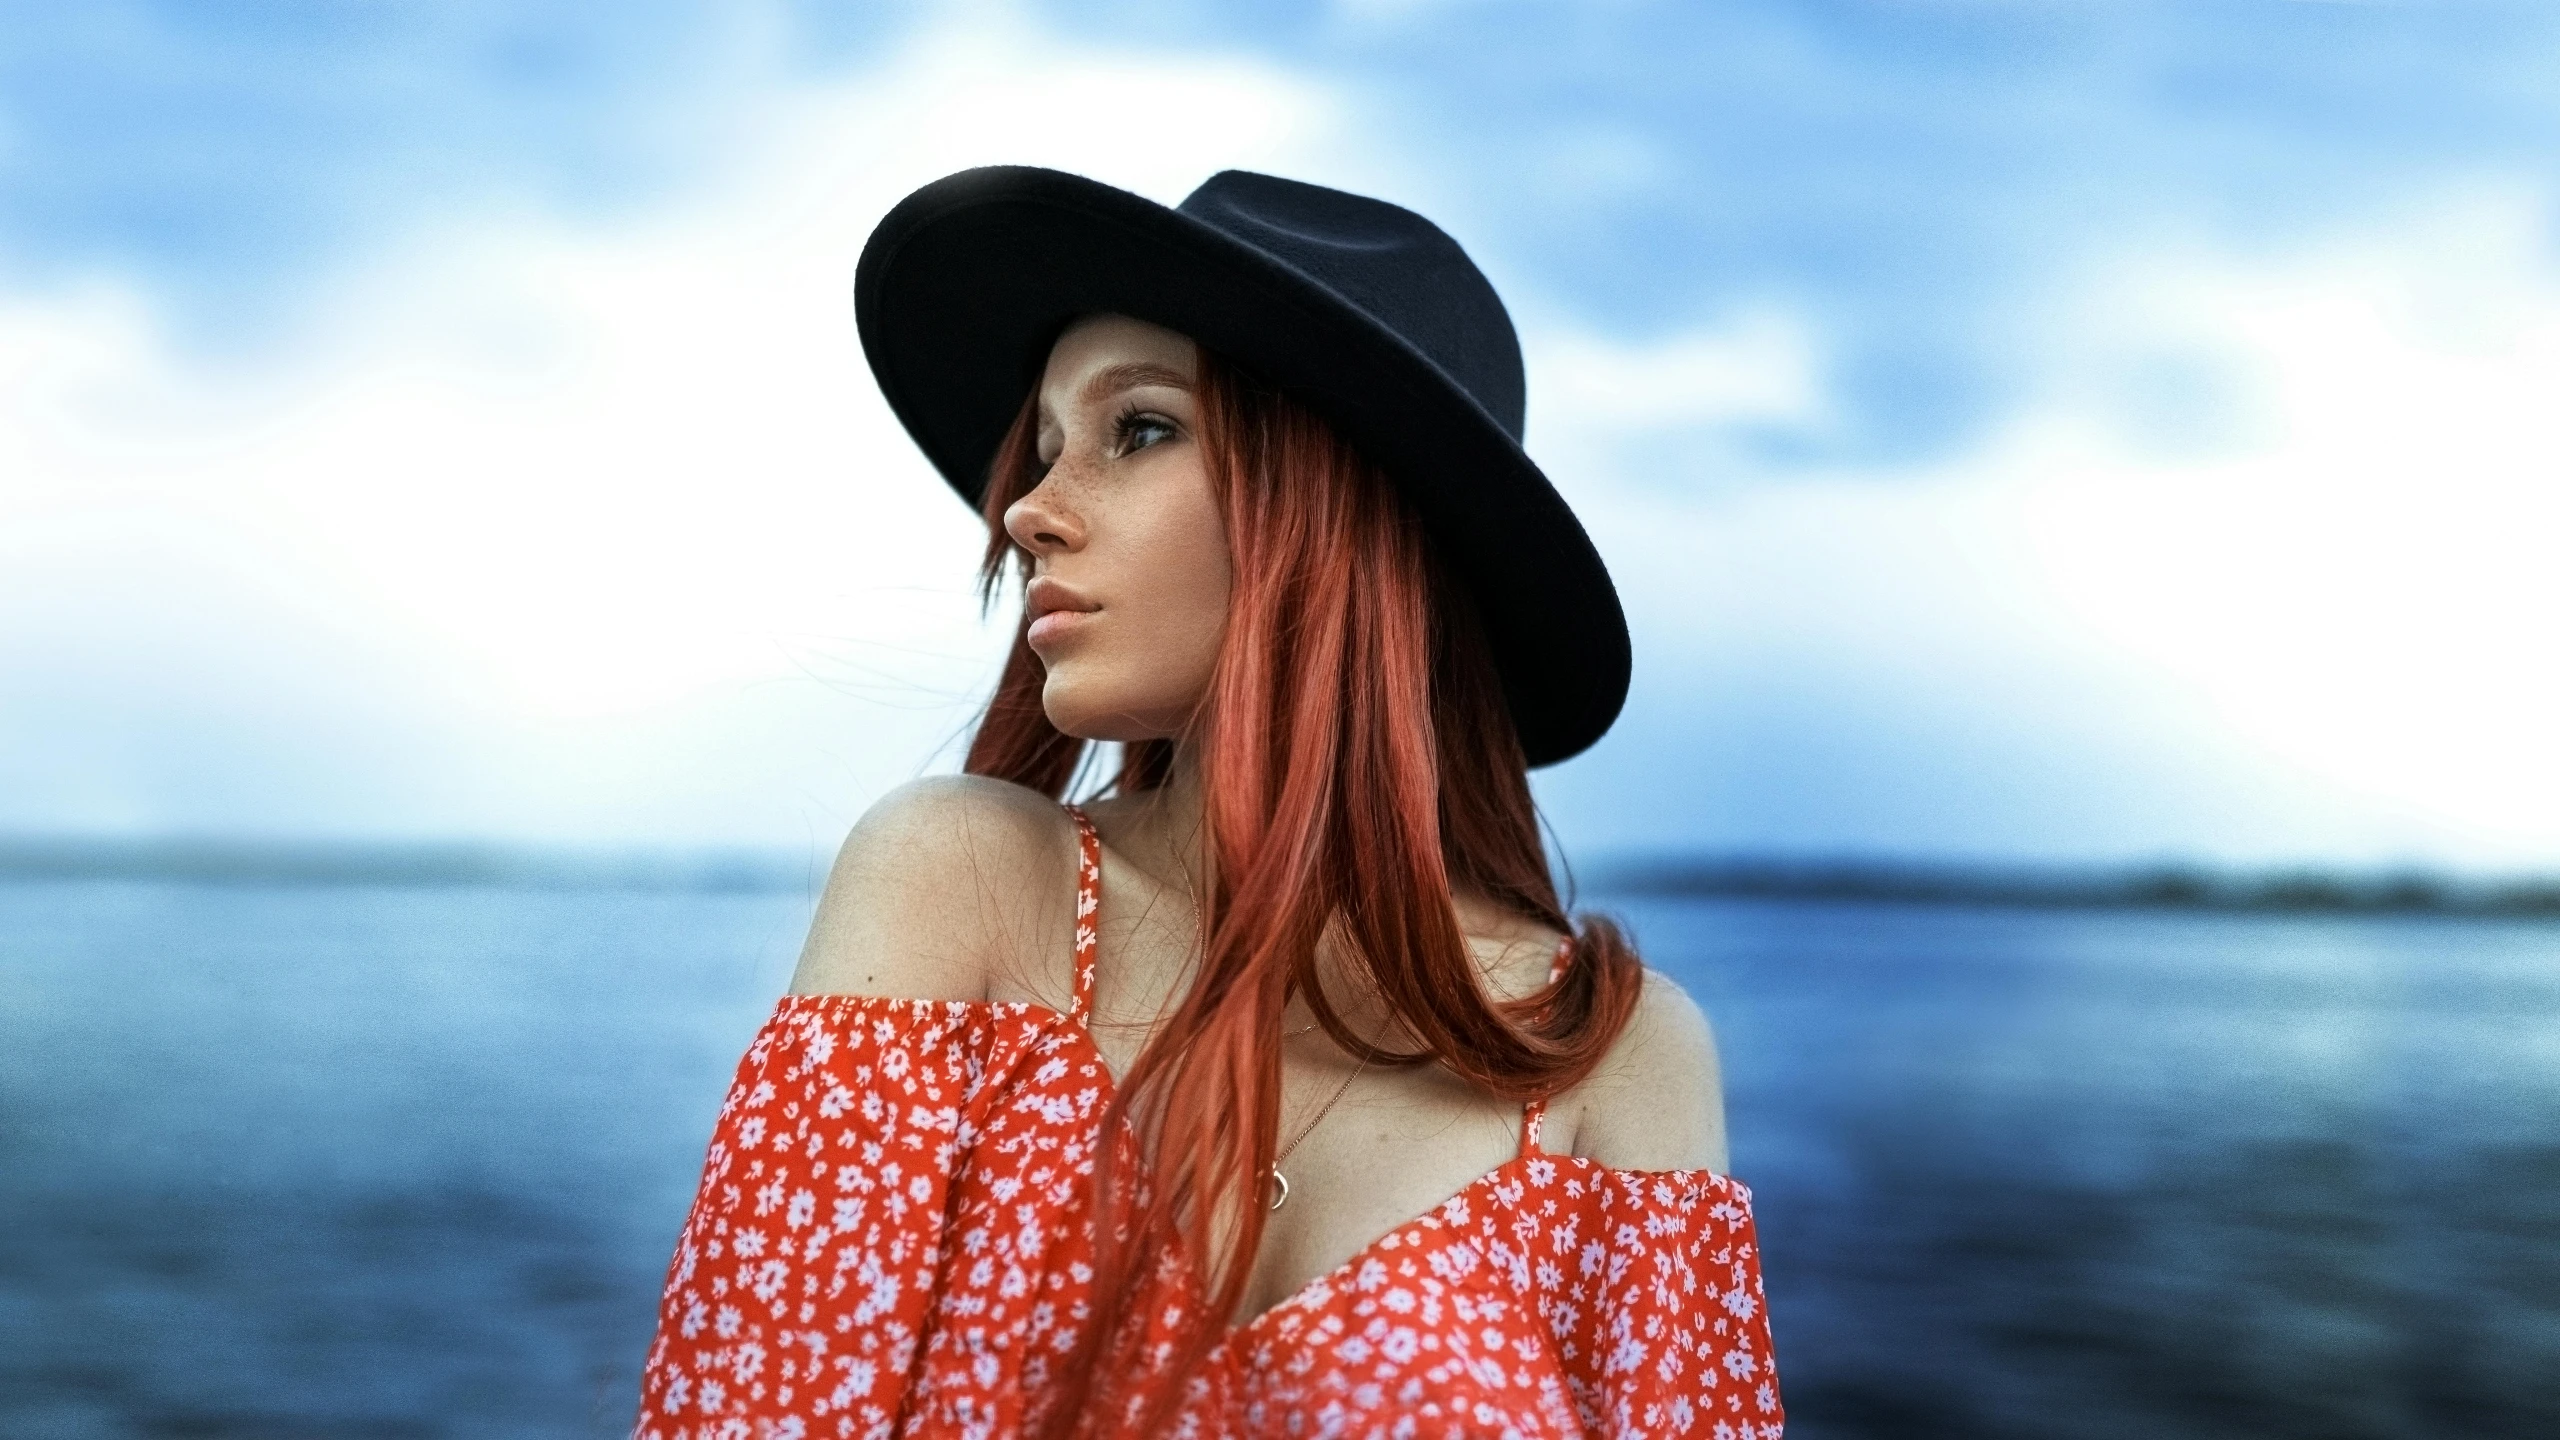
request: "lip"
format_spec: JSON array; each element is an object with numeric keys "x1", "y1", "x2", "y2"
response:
[
  {"x1": 1025, "y1": 576, "x2": 1100, "y2": 649},
  {"x1": 1027, "y1": 608, "x2": 1096, "y2": 647}
]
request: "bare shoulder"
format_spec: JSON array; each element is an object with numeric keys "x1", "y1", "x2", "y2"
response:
[
  {"x1": 787, "y1": 775, "x2": 1079, "y2": 1002},
  {"x1": 1453, "y1": 891, "x2": 1571, "y2": 1005},
  {"x1": 1559, "y1": 967, "x2": 1731, "y2": 1175}
]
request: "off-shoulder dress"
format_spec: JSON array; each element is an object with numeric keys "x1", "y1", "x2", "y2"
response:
[{"x1": 634, "y1": 806, "x2": 1783, "y2": 1438}]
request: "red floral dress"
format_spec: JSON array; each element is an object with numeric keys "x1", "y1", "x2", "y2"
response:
[{"x1": 635, "y1": 808, "x2": 1782, "y2": 1438}]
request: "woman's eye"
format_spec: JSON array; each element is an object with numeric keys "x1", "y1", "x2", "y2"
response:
[{"x1": 1114, "y1": 412, "x2": 1177, "y2": 455}]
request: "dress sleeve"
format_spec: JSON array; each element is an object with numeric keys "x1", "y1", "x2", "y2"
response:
[
  {"x1": 633, "y1": 996, "x2": 1059, "y2": 1439},
  {"x1": 1548, "y1": 1169, "x2": 1785, "y2": 1439}
]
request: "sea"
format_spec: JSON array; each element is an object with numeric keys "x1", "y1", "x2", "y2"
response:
[{"x1": 1, "y1": 877, "x2": 2552, "y2": 1438}]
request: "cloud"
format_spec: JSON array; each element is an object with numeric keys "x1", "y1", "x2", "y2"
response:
[
  {"x1": 1280, "y1": 0, "x2": 2560, "y2": 468},
  {"x1": 2016, "y1": 187, "x2": 2560, "y2": 853},
  {"x1": 0, "y1": 1, "x2": 783, "y2": 337},
  {"x1": 1525, "y1": 307, "x2": 1828, "y2": 461},
  {"x1": 0, "y1": 9, "x2": 1350, "y2": 844},
  {"x1": 1533, "y1": 182, "x2": 2560, "y2": 867},
  {"x1": 10, "y1": 3, "x2": 2559, "y2": 869}
]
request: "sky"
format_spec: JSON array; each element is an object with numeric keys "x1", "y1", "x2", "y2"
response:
[{"x1": 5, "y1": 0, "x2": 2558, "y2": 868}]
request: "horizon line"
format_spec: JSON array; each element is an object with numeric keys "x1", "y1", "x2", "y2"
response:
[{"x1": 2, "y1": 832, "x2": 2555, "y2": 917}]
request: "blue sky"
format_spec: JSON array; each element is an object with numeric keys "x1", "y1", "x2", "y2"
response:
[{"x1": 6, "y1": 1, "x2": 2558, "y2": 866}]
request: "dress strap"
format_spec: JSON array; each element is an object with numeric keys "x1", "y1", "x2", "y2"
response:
[
  {"x1": 1064, "y1": 805, "x2": 1101, "y2": 1029},
  {"x1": 1519, "y1": 1099, "x2": 1550, "y2": 1158},
  {"x1": 1518, "y1": 935, "x2": 1574, "y2": 1159}
]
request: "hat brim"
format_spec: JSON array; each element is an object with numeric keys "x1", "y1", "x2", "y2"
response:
[{"x1": 855, "y1": 166, "x2": 1628, "y2": 767}]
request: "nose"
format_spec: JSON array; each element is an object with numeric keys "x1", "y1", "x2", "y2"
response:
[{"x1": 1003, "y1": 476, "x2": 1084, "y2": 558}]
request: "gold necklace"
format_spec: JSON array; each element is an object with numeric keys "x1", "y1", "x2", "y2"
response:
[{"x1": 1266, "y1": 1018, "x2": 1382, "y2": 1211}]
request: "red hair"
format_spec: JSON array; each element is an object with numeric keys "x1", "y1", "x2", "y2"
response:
[{"x1": 965, "y1": 350, "x2": 1644, "y2": 1434}]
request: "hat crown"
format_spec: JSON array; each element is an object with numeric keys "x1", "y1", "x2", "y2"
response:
[{"x1": 1177, "y1": 171, "x2": 1527, "y2": 440}]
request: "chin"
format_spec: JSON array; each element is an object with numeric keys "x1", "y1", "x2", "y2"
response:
[{"x1": 1039, "y1": 667, "x2": 1196, "y2": 744}]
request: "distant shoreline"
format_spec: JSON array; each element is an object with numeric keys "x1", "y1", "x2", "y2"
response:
[
  {"x1": 0, "y1": 836, "x2": 814, "y2": 894},
  {"x1": 1594, "y1": 857, "x2": 2560, "y2": 918},
  {"x1": 3, "y1": 835, "x2": 2555, "y2": 918}
]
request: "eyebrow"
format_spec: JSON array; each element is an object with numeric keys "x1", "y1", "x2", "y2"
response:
[{"x1": 1077, "y1": 361, "x2": 1193, "y2": 407}]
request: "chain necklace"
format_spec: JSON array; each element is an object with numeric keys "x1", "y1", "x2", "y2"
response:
[{"x1": 1266, "y1": 1014, "x2": 1383, "y2": 1211}]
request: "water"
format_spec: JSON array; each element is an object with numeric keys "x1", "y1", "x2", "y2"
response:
[
  {"x1": 1625, "y1": 896, "x2": 2560, "y2": 1438},
  {"x1": 1, "y1": 880, "x2": 2552, "y2": 1437}
]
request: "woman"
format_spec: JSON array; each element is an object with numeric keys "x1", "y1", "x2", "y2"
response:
[{"x1": 635, "y1": 167, "x2": 1782, "y2": 1438}]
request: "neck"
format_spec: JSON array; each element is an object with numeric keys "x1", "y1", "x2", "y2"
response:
[
  {"x1": 1098, "y1": 740, "x2": 1210, "y2": 894},
  {"x1": 1097, "y1": 743, "x2": 1354, "y2": 1032}
]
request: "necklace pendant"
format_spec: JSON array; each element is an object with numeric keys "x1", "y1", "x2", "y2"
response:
[{"x1": 1267, "y1": 1168, "x2": 1290, "y2": 1211}]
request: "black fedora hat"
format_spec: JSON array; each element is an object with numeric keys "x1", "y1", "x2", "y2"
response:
[{"x1": 854, "y1": 166, "x2": 1628, "y2": 767}]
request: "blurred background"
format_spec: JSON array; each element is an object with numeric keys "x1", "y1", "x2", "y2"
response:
[{"x1": 4, "y1": 2, "x2": 2555, "y2": 1436}]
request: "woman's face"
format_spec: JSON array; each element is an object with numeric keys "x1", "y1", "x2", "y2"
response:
[{"x1": 1007, "y1": 314, "x2": 1232, "y2": 743}]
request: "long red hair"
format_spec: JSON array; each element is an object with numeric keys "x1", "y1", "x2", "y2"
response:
[{"x1": 964, "y1": 348, "x2": 1645, "y2": 1434}]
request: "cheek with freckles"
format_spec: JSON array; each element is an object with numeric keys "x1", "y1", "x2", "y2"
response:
[{"x1": 1039, "y1": 475, "x2": 1231, "y2": 742}]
